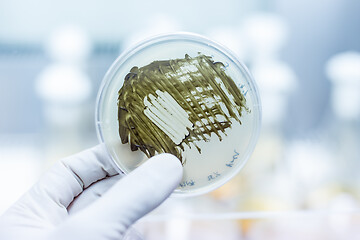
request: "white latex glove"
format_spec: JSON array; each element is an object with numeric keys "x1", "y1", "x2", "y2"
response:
[{"x1": 0, "y1": 144, "x2": 183, "y2": 240}]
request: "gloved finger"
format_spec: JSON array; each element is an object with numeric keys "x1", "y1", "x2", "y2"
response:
[
  {"x1": 18, "y1": 144, "x2": 118, "y2": 224},
  {"x1": 48, "y1": 153, "x2": 183, "y2": 240},
  {"x1": 67, "y1": 175, "x2": 122, "y2": 215}
]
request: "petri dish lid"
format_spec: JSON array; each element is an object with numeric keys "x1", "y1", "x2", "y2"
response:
[{"x1": 96, "y1": 32, "x2": 261, "y2": 197}]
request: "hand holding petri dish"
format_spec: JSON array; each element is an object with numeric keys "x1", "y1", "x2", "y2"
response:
[{"x1": 96, "y1": 32, "x2": 261, "y2": 196}]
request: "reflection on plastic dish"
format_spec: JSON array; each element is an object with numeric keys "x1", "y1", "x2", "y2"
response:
[{"x1": 96, "y1": 32, "x2": 261, "y2": 196}]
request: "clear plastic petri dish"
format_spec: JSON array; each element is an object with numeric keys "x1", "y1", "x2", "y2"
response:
[{"x1": 96, "y1": 32, "x2": 261, "y2": 197}]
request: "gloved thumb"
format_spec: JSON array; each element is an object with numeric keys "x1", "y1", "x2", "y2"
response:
[{"x1": 48, "y1": 153, "x2": 183, "y2": 240}]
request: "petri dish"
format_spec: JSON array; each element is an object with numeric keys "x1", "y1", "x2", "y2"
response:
[{"x1": 96, "y1": 32, "x2": 261, "y2": 196}]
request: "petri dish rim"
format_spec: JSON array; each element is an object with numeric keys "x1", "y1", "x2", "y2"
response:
[{"x1": 95, "y1": 32, "x2": 262, "y2": 197}]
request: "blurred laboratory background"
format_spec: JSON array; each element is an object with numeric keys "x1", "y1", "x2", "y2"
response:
[{"x1": 1, "y1": 0, "x2": 360, "y2": 239}]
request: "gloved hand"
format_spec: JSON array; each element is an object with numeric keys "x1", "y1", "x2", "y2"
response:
[{"x1": 0, "y1": 144, "x2": 183, "y2": 240}]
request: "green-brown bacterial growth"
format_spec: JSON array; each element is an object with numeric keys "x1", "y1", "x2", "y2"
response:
[{"x1": 117, "y1": 54, "x2": 248, "y2": 163}]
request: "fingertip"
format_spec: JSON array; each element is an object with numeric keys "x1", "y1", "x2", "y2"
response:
[
  {"x1": 145, "y1": 153, "x2": 183, "y2": 182},
  {"x1": 152, "y1": 153, "x2": 183, "y2": 169}
]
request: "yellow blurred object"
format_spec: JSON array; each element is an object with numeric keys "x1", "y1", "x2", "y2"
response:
[
  {"x1": 306, "y1": 183, "x2": 347, "y2": 209},
  {"x1": 238, "y1": 219, "x2": 257, "y2": 237},
  {"x1": 210, "y1": 174, "x2": 245, "y2": 200},
  {"x1": 239, "y1": 195, "x2": 294, "y2": 212},
  {"x1": 235, "y1": 195, "x2": 294, "y2": 237}
]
